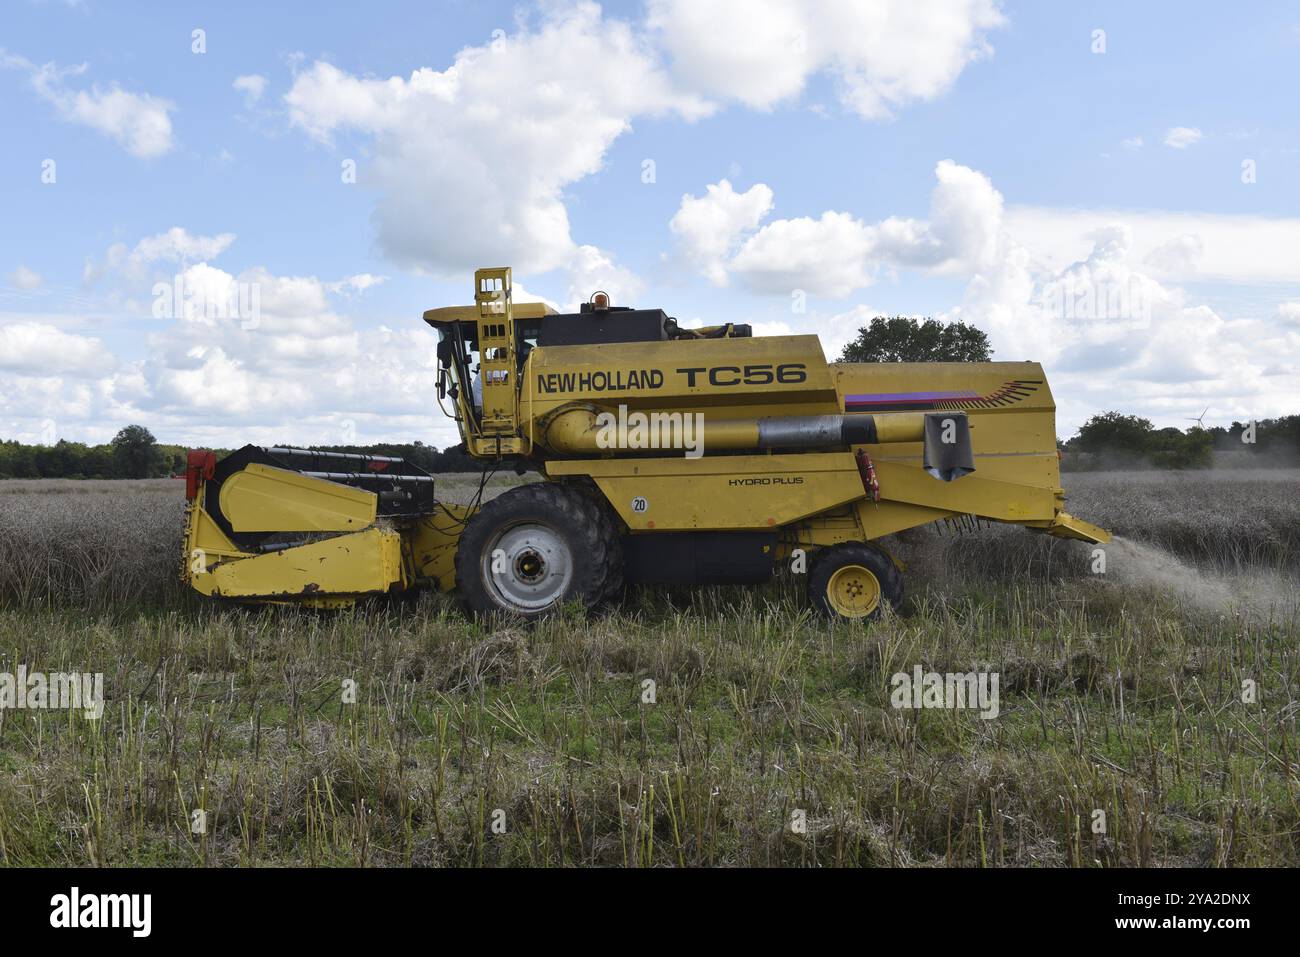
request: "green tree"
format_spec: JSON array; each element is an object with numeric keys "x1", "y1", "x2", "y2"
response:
[
  {"x1": 838, "y1": 316, "x2": 992, "y2": 363},
  {"x1": 1066, "y1": 413, "x2": 1215, "y2": 470},
  {"x1": 1070, "y1": 412, "x2": 1155, "y2": 455},
  {"x1": 111, "y1": 425, "x2": 164, "y2": 478},
  {"x1": 1150, "y1": 427, "x2": 1213, "y2": 469}
]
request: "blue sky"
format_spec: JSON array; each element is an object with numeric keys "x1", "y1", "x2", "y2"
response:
[{"x1": 1, "y1": 0, "x2": 1298, "y2": 449}]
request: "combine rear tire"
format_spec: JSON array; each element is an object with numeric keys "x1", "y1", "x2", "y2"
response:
[
  {"x1": 455, "y1": 482, "x2": 622, "y2": 620},
  {"x1": 807, "y1": 542, "x2": 902, "y2": 621}
]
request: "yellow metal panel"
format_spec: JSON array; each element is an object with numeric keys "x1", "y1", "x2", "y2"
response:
[
  {"x1": 182, "y1": 501, "x2": 248, "y2": 585},
  {"x1": 218, "y1": 464, "x2": 377, "y2": 533},
  {"x1": 467, "y1": 435, "x2": 529, "y2": 457},
  {"x1": 526, "y1": 335, "x2": 841, "y2": 422},
  {"x1": 857, "y1": 500, "x2": 957, "y2": 539},
  {"x1": 1041, "y1": 510, "x2": 1111, "y2": 544},
  {"x1": 549, "y1": 452, "x2": 866, "y2": 531},
  {"x1": 832, "y1": 361, "x2": 1055, "y2": 414},
  {"x1": 833, "y1": 360, "x2": 1063, "y2": 486},
  {"x1": 201, "y1": 527, "x2": 403, "y2": 600},
  {"x1": 407, "y1": 503, "x2": 471, "y2": 591},
  {"x1": 423, "y1": 302, "x2": 554, "y2": 324},
  {"x1": 777, "y1": 513, "x2": 864, "y2": 552},
  {"x1": 870, "y1": 445, "x2": 1061, "y2": 489},
  {"x1": 870, "y1": 460, "x2": 1055, "y2": 521},
  {"x1": 548, "y1": 450, "x2": 850, "y2": 478}
]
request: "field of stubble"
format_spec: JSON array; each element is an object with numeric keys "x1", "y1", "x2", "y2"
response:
[{"x1": 0, "y1": 469, "x2": 1296, "y2": 866}]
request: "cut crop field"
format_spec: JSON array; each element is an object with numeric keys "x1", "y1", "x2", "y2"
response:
[{"x1": 0, "y1": 470, "x2": 1297, "y2": 866}]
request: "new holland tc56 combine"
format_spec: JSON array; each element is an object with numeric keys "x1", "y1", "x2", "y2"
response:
[{"x1": 182, "y1": 267, "x2": 1108, "y2": 620}]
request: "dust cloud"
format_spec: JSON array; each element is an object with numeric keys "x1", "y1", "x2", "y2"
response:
[{"x1": 1106, "y1": 535, "x2": 1297, "y2": 618}]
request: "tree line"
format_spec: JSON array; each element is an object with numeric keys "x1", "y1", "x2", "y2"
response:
[
  {"x1": 8, "y1": 413, "x2": 1294, "y2": 480},
  {"x1": 1062, "y1": 412, "x2": 1300, "y2": 470},
  {"x1": 0, "y1": 426, "x2": 187, "y2": 480},
  {"x1": 0, "y1": 426, "x2": 480, "y2": 479}
]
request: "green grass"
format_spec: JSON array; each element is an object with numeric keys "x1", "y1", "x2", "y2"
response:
[{"x1": 0, "y1": 471, "x2": 1296, "y2": 866}]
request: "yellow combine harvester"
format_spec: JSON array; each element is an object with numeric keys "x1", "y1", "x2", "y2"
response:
[{"x1": 182, "y1": 267, "x2": 1108, "y2": 620}]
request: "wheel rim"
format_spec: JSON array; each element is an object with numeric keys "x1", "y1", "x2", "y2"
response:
[
  {"x1": 481, "y1": 522, "x2": 573, "y2": 612},
  {"x1": 826, "y1": 564, "x2": 881, "y2": 618}
]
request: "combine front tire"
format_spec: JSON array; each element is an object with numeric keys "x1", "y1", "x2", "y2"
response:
[
  {"x1": 455, "y1": 482, "x2": 622, "y2": 620},
  {"x1": 807, "y1": 542, "x2": 902, "y2": 621}
]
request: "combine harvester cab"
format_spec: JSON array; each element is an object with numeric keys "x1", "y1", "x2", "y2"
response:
[{"x1": 183, "y1": 265, "x2": 1108, "y2": 619}]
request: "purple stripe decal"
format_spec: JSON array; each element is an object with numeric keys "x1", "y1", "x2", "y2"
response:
[{"x1": 846, "y1": 391, "x2": 979, "y2": 403}]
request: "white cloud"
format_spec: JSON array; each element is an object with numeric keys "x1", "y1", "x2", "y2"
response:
[
  {"x1": 278, "y1": 2, "x2": 1004, "y2": 304},
  {"x1": 1122, "y1": 136, "x2": 1143, "y2": 150},
  {"x1": 669, "y1": 179, "x2": 774, "y2": 285},
  {"x1": 948, "y1": 236, "x2": 1054, "y2": 361},
  {"x1": 233, "y1": 74, "x2": 267, "y2": 106},
  {"x1": 679, "y1": 160, "x2": 1005, "y2": 296},
  {"x1": 86, "y1": 228, "x2": 236, "y2": 283},
  {"x1": 128, "y1": 227, "x2": 237, "y2": 268},
  {"x1": 647, "y1": 0, "x2": 1004, "y2": 118},
  {"x1": 677, "y1": 160, "x2": 1298, "y2": 433},
  {"x1": 1163, "y1": 126, "x2": 1203, "y2": 149},
  {"x1": 946, "y1": 218, "x2": 1188, "y2": 367},
  {"x1": 327, "y1": 273, "x2": 388, "y2": 295},
  {"x1": 750, "y1": 320, "x2": 795, "y2": 337},
  {"x1": 1002, "y1": 207, "x2": 1300, "y2": 284},
  {"x1": 646, "y1": 0, "x2": 815, "y2": 110},
  {"x1": 898, "y1": 159, "x2": 1003, "y2": 272},
  {"x1": 2, "y1": 53, "x2": 175, "y2": 158},
  {"x1": 129, "y1": 265, "x2": 382, "y2": 421},
  {"x1": 564, "y1": 245, "x2": 645, "y2": 311},
  {"x1": 8, "y1": 266, "x2": 43, "y2": 290},
  {"x1": 116, "y1": 260, "x2": 445, "y2": 443},
  {"x1": 1143, "y1": 234, "x2": 1203, "y2": 277},
  {"x1": 939, "y1": 206, "x2": 1299, "y2": 433},
  {"x1": 669, "y1": 164, "x2": 1299, "y2": 433},
  {"x1": 0, "y1": 322, "x2": 107, "y2": 376},
  {"x1": 730, "y1": 211, "x2": 878, "y2": 297},
  {"x1": 284, "y1": 2, "x2": 708, "y2": 293},
  {"x1": 817, "y1": 303, "x2": 891, "y2": 360},
  {"x1": 510, "y1": 283, "x2": 560, "y2": 313},
  {"x1": 0, "y1": 223, "x2": 470, "y2": 448}
]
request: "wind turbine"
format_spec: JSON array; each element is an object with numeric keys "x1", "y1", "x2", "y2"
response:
[{"x1": 1185, "y1": 406, "x2": 1209, "y2": 429}]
